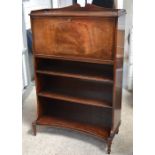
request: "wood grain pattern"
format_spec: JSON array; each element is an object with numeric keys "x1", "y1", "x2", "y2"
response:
[{"x1": 32, "y1": 17, "x2": 115, "y2": 60}]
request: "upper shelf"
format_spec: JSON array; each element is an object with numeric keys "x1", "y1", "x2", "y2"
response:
[
  {"x1": 30, "y1": 4, "x2": 126, "y2": 17},
  {"x1": 36, "y1": 70, "x2": 113, "y2": 84},
  {"x1": 36, "y1": 56, "x2": 114, "y2": 84}
]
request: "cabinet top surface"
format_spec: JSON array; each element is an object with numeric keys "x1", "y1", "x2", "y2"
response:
[{"x1": 30, "y1": 4, "x2": 126, "y2": 17}]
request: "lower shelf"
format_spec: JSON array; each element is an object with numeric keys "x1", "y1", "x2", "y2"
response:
[
  {"x1": 38, "y1": 91, "x2": 112, "y2": 108},
  {"x1": 36, "y1": 116, "x2": 110, "y2": 139}
]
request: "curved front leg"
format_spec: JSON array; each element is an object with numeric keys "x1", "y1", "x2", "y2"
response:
[
  {"x1": 107, "y1": 137, "x2": 113, "y2": 154},
  {"x1": 32, "y1": 122, "x2": 37, "y2": 136}
]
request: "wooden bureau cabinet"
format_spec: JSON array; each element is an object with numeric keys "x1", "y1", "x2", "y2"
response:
[{"x1": 30, "y1": 4, "x2": 126, "y2": 154}]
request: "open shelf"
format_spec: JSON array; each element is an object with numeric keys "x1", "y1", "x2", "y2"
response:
[
  {"x1": 38, "y1": 91, "x2": 112, "y2": 108},
  {"x1": 36, "y1": 115, "x2": 110, "y2": 139},
  {"x1": 37, "y1": 74, "x2": 113, "y2": 108},
  {"x1": 36, "y1": 97, "x2": 112, "y2": 139},
  {"x1": 36, "y1": 70, "x2": 113, "y2": 84},
  {"x1": 36, "y1": 57, "x2": 113, "y2": 84}
]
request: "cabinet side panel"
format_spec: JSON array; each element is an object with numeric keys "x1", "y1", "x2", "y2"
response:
[
  {"x1": 31, "y1": 17, "x2": 115, "y2": 60},
  {"x1": 31, "y1": 17, "x2": 44, "y2": 119},
  {"x1": 112, "y1": 15, "x2": 125, "y2": 133}
]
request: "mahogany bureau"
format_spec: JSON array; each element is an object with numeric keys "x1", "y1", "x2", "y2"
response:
[{"x1": 30, "y1": 4, "x2": 126, "y2": 154}]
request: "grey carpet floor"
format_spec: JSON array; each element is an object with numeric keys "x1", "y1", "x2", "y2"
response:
[{"x1": 22, "y1": 87, "x2": 133, "y2": 155}]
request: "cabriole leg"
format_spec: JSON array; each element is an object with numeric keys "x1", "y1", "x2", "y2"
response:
[
  {"x1": 116, "y1": 128, "x2": 119, "y2": 134},
  {"x1": 32, "y1": 122, "x2": 37, "y2": 136},
  {"x1": 107, "y1": 138, "x2": 112, "y2": 154}
]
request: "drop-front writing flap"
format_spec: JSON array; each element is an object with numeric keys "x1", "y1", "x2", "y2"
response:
[{"x1": 31, "y1": 4, "x2": 126, "y2": 61}]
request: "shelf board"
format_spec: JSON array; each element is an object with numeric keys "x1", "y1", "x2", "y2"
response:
[
  {"x1": 36, "y1": 70, "x2": 113, "y2": 84},
  {"x1": 36, "y1": 115, "x2": 110, "y2": 139},
  {"x1": 38, "y1": 91, "x2": 112, "y2": 109},
  {"x1": 35, "y1": 54, "x2": 114, "y2": 65}
]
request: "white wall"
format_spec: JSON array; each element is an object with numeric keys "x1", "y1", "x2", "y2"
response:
[
  {"x1": 77, "y1": 0, "x2": 92, "y2": 6},
  {"x1": 123, "y1": 0, "x2": 133, "y2": 90},
  {"x1": 56, "y1": 0, "x2": 93, "y2": 8},
  {"x1": 57, "y1": 0, "x2": 72, "y2": 8},
  {"x1": 123, "y1": 0, "x2": 133, "y2": 57},
  {"x1": 114, "y1": 0, "x2": 133, "y2": 90},
  {"x1": 22, "y1": 4, "x2": 30, "y2": 90},
  {"x1": 53, "y1": 0, "x2": 58, "y2": 8},
  {"x1": 23, "y1": 0, "x2": 52, "y2": 29},
  {"x1": 113, "y1": 0, "x2": 123, "y2": 8}
]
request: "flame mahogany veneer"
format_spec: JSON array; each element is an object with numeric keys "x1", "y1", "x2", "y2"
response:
[{"x1": 30, "y1": 4, "x2": 126, "y2": 154}]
